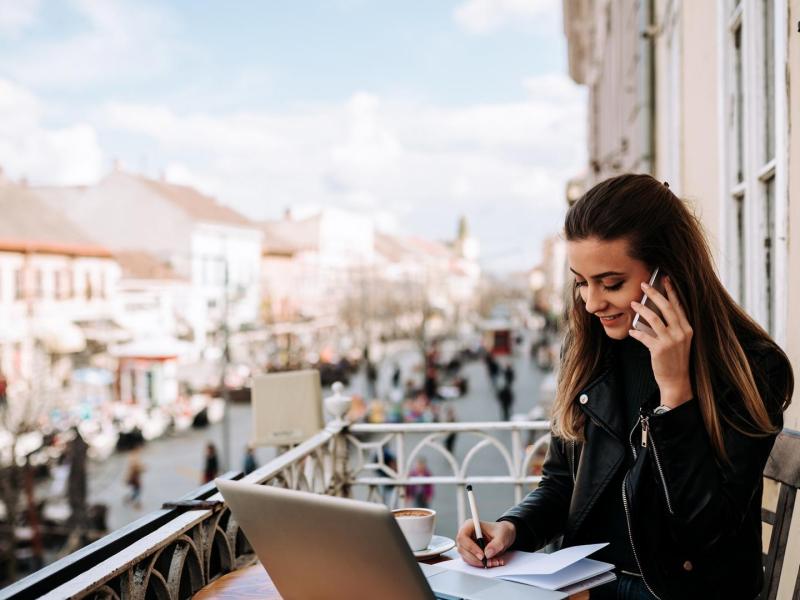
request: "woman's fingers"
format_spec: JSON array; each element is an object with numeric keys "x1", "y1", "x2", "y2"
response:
[
  {"x1": 456, "y1": 520, "x2": 485, "y2": 564},
  {"x1": 631, "y1": 300, "x2": 667, "y2": 335},
  {"x1": 639, "y1": 281, "x2": 680, "y2": 330},
  {"x1": 456, "y1": 520, "x2": 513, "y2": 568},
  {"x1": 457, "y1": 546, "x2": 486, "y2": 567},
  {"x1": 482, "y1": 521, "x2": 514, "y2": 565},
  {"x1": 628, "y1": 326, "x2": 655, "y2": 349}
]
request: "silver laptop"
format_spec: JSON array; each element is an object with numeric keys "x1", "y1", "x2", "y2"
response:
[{"x1": 216, "y1": 479, "x2": 566, "y2": 600}]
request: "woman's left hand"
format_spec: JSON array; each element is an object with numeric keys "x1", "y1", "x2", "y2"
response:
[{"x1": 628, "y1": 276, "x2": 694, "y2": 408}]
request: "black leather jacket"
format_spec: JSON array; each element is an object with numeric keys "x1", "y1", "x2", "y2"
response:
[{"x1": 500, "y1": 341, "x2": 788, "y2": 600}]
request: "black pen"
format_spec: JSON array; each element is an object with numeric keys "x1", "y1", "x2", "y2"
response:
[{"x1": 465, "y1": 484, "x2": 487, "y2": 568}]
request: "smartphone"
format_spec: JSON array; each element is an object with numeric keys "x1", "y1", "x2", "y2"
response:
[{"x1": 632, "y1": 267, "x2": 667, "y2": 336}]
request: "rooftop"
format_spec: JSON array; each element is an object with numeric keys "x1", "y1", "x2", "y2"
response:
[
  {"x1": 0, "y1": 181, "x2": 111, "y2": 257},
  {"x1": 115, "y1": 251, "x2": 186, "y2": 281}
]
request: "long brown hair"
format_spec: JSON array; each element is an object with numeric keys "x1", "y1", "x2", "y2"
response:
[{"x1": 553, "y1": 174, "x2": 793, "y2": 460}]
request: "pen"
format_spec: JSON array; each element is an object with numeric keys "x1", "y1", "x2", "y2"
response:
[{"x1": 465, "y1": 484, "x2": 487, "y2": 568}]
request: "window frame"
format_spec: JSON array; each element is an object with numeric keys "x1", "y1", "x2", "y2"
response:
[{"x1": 718, "y1": 0, "x2": 788, "y2": 345}]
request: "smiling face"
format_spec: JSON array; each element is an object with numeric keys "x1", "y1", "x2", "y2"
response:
[{"x1": 567, "y1": 237, "x2": 653, "y2": 340}]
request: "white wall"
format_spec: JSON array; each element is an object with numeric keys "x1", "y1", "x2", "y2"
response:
[{"x1": 190, "y1": 222, "x2": 263, "y2": 330}]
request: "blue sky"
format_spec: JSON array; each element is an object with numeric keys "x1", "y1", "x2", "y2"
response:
[{"x1": 0, "y1": 0, "x2": 585, "y2": 271}]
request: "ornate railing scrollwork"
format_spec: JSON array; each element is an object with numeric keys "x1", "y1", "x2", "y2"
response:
[
  {"x1": 346, "y1": 421, "x2": 551, "y2": 527},
  {"x1": 1, "y1": 419, "x2": 551, "y2": 599}
]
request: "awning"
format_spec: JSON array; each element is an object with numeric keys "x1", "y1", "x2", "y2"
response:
[
  {"x1": 73, "y1": 318, "x2": 131, "y2": 344},
  {"x1": 33, "y1": 318, "x2": 86, "y2": 354},
  {"x1": 109, "y1": 336, "x2": 192, "y2": 360}
]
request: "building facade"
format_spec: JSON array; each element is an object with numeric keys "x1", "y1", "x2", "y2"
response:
[
  {"x1": 564, "y1": 1, "x2": 800, "y2": 593},
  {"x1": 35, "y1": 170, "x2": 263, "y2": 347},
  {"x1": 0, "y1": 179, "x2": 120, "y2": 390}
]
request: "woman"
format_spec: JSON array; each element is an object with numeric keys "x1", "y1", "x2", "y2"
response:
[{"x1": 456, "y1": 174, "x2": 793, "y2": 599}]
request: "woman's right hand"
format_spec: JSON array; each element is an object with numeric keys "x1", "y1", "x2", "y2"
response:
[{"x1": 456, "y1": 519, "x2": 516, "y2": 568}]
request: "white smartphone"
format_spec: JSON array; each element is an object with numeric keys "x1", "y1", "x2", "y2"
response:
[{"x1": 632, "y1": 267, "x2": 667, "y2": 335}]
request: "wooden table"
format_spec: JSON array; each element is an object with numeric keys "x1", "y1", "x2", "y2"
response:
[{"x1": 195, "y1": 562, "x2": 590, "y2": 600}]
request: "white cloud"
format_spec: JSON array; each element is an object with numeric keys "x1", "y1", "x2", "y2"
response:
[
  {"x1": 0, "y1": 0, "x2": 175, "y2": 88},
  {"x1": 454, "y1": 0, "x2": 559, "y2": 34},
  {"x1": 101, "y1": 72, "x2": 586, "y2": 269},
  {"x1": 0, "y1": 79, "x2": 104, "y2": 184},
  {"x1": 0, "y1": 0, "x2": 41, "y2": 36}
]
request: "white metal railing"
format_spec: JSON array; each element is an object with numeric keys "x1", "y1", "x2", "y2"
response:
[
  {"x1": 3, "y1": 421, "x2": 350, "y2": 600},
  {"x1": 345, "y1": 420, "x2": 551, "y2": 527},
  {"x1": 2, "y1": 419, "x2": 552, "y2": 600}
]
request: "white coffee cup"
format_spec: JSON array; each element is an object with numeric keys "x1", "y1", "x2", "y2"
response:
[{"x1": 392, "y1": 508, "x2": 436, "y2": 552}]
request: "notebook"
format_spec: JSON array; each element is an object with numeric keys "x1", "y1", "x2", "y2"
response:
[{"x1": 437, "y1": 543, "x2": 616, "y2": 591}]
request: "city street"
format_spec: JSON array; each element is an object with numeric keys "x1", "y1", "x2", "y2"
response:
[{"x1": 89, "y1": 339, "x2": 550, "y2": 542}]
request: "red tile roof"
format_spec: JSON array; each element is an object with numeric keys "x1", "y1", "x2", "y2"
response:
[
  {"x1": 0, "y1": 182, "x2": 112, "y2": 257},
  {"x1": 136, "y1": 175, "x2": 253, "y2": 227}
]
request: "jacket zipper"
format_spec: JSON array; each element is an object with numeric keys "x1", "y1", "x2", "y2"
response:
[
  {"x1": 622, "y1": 474, "x2": 662, "y2": 600},
  {"x1": 570, "y1": 440, "x2": 576, "y2": 483},
  {"x1": 628, "y1": 417, "x2": 640, "y2": 461},
  {"x1": 641, "y1": 416, "x2": 675, "y2": 515}
]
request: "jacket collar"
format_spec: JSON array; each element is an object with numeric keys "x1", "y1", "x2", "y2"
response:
[
  {"x1": 576, "y1": 343, "x2": 660, "y2": 443},
  {"x1": 577, "y1": 367, "x2": 627, "y2": 443}
]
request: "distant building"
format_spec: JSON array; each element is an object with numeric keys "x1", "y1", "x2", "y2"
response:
[
  {"x1": 259, "y1": 208, "x2": 374, "y2": 323},
  {"x1": 0, "y1": 177, "x2": 119, "y2": 386},
  {"x1": 112, "y1": 251, "x2": 192, "y2": 341},
  {"x1": 34, "y1": 170, "x2": 263, "y2": 346},
  {"x1": 260, "y1": 211, "x2": 481, "y2": 344},
  {"x1": 373, "y1": 218, "x2": 481, "y2": 335},
  {"x1": 530, "y1": 234, "x2": 567, "y2": 318}
]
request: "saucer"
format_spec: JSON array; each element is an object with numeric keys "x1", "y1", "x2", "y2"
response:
[{"x1": 413, "y1": 535, "x2": 456, "y2": 559}]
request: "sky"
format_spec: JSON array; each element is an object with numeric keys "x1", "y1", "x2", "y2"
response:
[{"x1": 0, "y1": 0, "x2": 586, "y2": 272}]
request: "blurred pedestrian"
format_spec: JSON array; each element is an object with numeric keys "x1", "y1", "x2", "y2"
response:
[
  {"x1": 425, "y1": 342, "x2": 439, "y2": 369},
  {"x1": 391, "y1": 363, "x2": 402, "y2": 389},
  {"x1": 484, "y1": 353, "x2": 500, "y2": 389},
  {"x1": 424, "y1": 365, "x2": 439, "y2": 401},
  {"x1": 67, "y1": 429, "x2": 89, "y2": 527},
  {"x1": 443, "y1": 403, "x2": 458, "y2": 454},
  {"x1": 497, "y1": 383, "x2": 514, "y2": 421},
  {"x1": 504, "y1": 363, "x2": 516, "y2": 388},
  {"x1": 0, "y1": 369, "x2": 6, "y2": 406},
  {"x1": 203, "y1": 443, "x2": 219, "y2": 484},
  {"x1": 366, "y1": 360, "x2": 378, "y2": 399},
  {"x1": 242, "y1": 445, "x2": 257, "y2": 475},
  {"x1": 124, "y1": 448, "x2": 144, "y2": 509},
  {"x1": 404, "y1": 379, "x2": 416, "y2": 400},
  {"x1": 407, "y1": 457, "x2": 433, "y2": 508}
]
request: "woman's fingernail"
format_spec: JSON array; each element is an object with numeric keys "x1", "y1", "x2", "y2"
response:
[
  {"x1": 641, "y1": 282, "x2": 649, "y2": 289},
  {"x1": 485, "y1": 549, "x2": 494, "y2": 559}
]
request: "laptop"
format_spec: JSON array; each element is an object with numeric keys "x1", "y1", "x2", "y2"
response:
[{"x1": 216, "y1": 479, "x2": 566, "y2": 600}]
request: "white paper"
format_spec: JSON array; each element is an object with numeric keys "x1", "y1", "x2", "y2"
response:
[
  {"x1": 437, "y1": 543, "x2": 609, "y2": 578},
  {"x1": 501, "y1": 558, "x2": 614, "y2": 590},
  {"x1": 558, "y1": 570, "x2": 617, "y2": 595}
]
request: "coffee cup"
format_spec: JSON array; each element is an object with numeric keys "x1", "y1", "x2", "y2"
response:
[{"x1": 392, "y1": 508, "x2": 436, "y2": 552}]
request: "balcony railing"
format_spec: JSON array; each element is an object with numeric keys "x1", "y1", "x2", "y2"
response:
[
  {"x1": 0, "y1": 420, "x2": 549, "y2": 600},
  {"x1": 347, "y1": 421, "x2": 550, "y2": 526}
]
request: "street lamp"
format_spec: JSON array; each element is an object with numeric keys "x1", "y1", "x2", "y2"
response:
[{"x1": 219, "y1": 259, "x2": 232, "y2": 472}]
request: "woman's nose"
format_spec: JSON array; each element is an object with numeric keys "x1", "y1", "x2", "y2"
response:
[{"x1": 584, "y1": 287, "x2": 607, "y2": 314}]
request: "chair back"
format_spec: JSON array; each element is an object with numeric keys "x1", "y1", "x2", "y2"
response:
[{"x1": 761, "y1": 431, "x2": 800, "y2": 600}]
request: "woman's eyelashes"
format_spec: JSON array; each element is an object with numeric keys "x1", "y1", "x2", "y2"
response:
[{"x1": 574, "y1": 280, "x2": 625, "y2": 291}]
